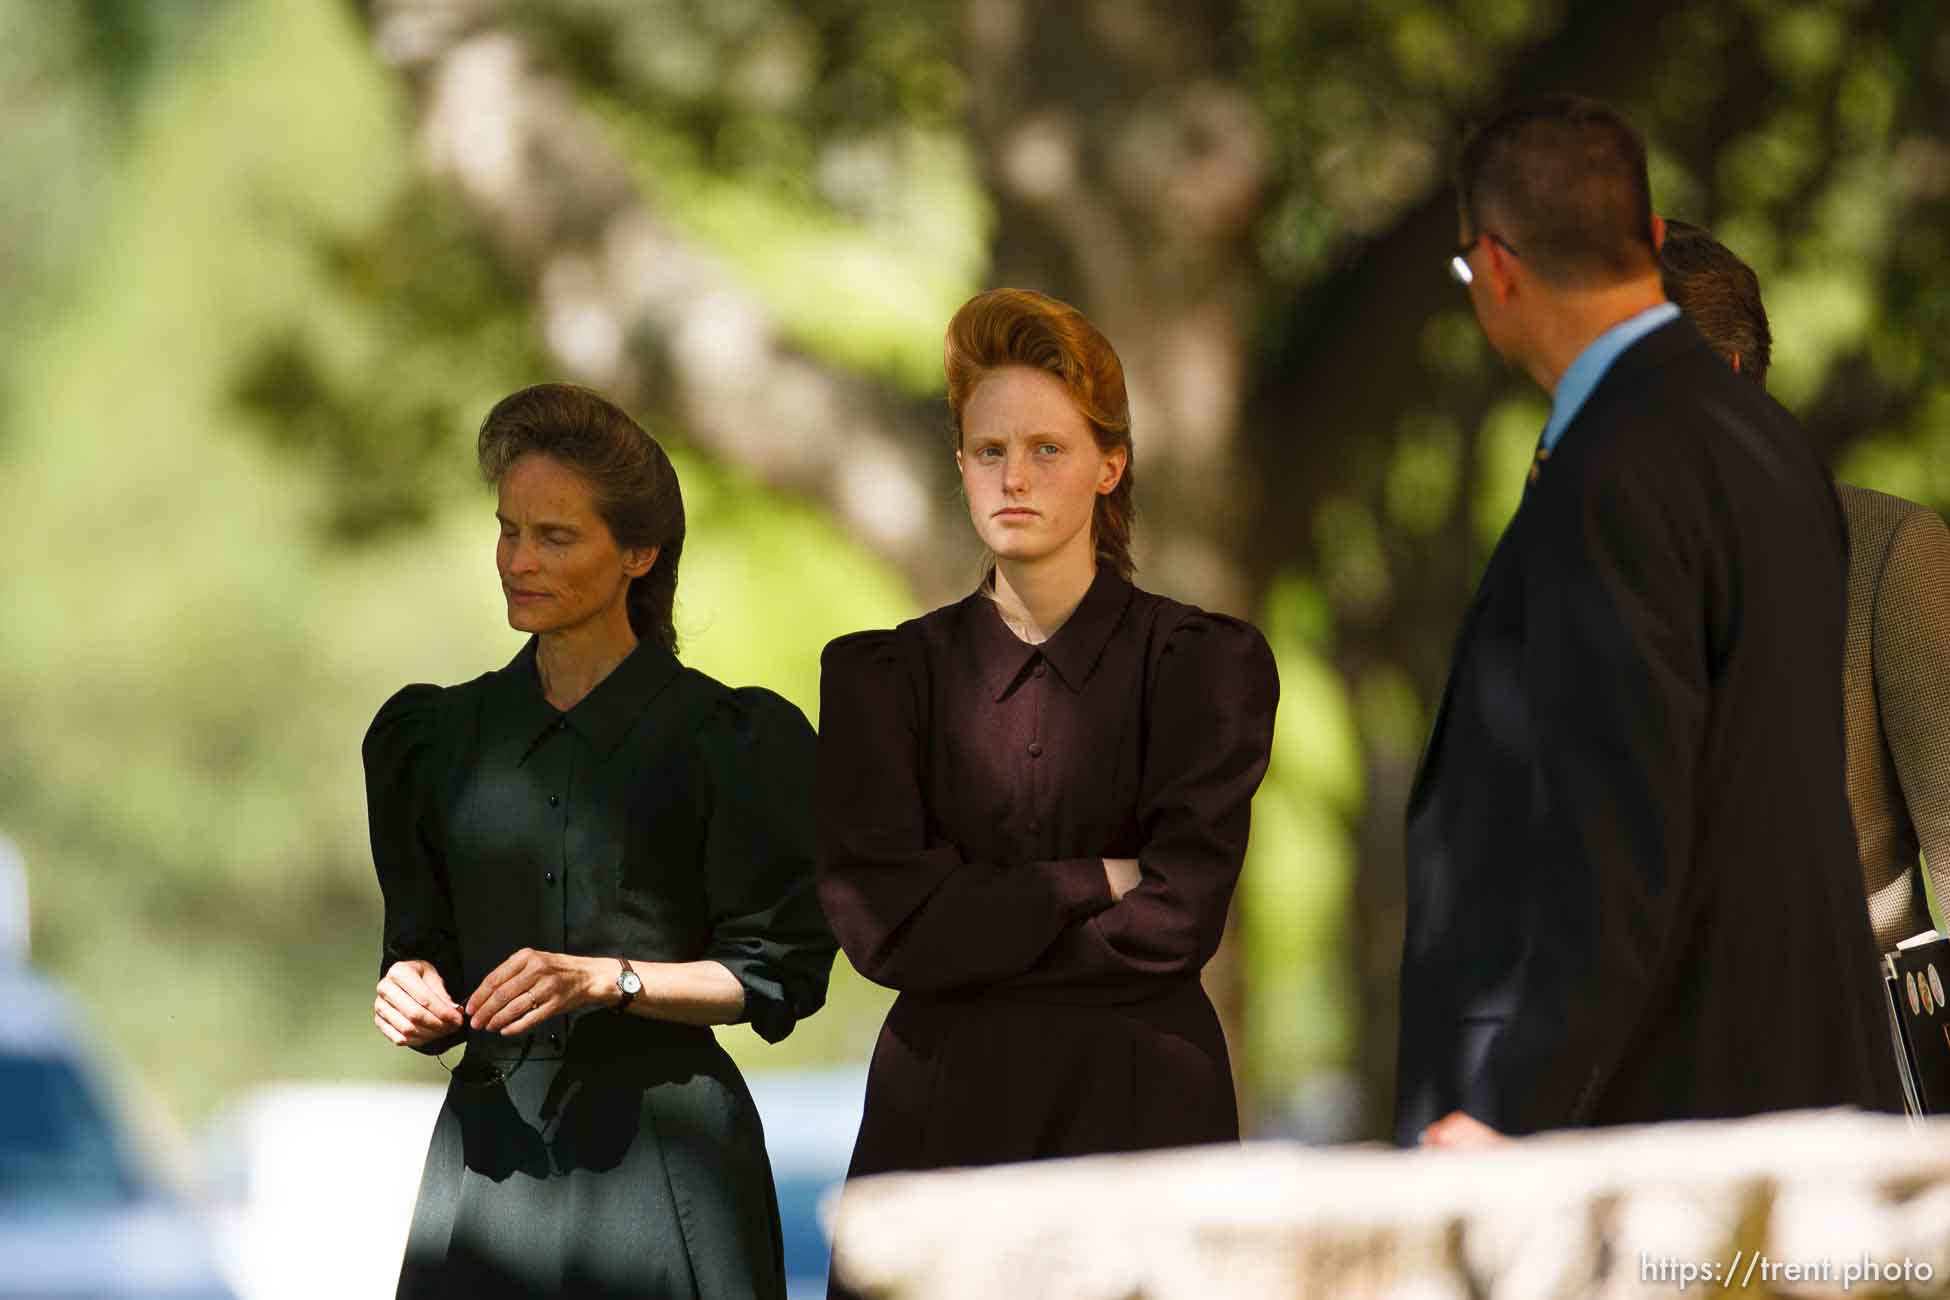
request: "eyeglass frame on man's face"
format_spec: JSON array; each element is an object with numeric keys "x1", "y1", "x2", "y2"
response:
[{"x1": 1449, "y1": 230, "x2": 1520, "y2": 285}]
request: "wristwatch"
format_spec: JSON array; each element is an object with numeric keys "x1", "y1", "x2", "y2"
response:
[{"x1": 615, "y1": 958, "x2": 642, "y2": 1012}]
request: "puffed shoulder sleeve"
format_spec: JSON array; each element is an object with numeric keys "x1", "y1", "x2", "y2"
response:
[
  {"x1": 363, "y1": 684, "x2": 463, "y2": 1055},
  {"x1": 1078, "y1": 611, "x2": 1279, "y2": 976},
  {"x1": 695, "y1": 687, "x2": 838, "y2": 1044},
  {"x1": 815, "y1": 630, "x2": 1117, "y2": 993}
]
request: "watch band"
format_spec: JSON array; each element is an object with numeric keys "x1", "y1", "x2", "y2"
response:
[{"x1": 616, "y1": 957, "x2": 640, "y2": 1012}]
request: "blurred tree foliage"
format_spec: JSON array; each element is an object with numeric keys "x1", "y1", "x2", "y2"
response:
[
  {"x1": 2, "y1": 0, "x2": 1947, "y2": 1137},
  {"x1": 230, "y1": 188, "x2": 544, "y2": 539}
]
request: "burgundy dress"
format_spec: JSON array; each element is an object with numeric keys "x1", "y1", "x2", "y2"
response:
[{"x1": 816, "y1": 566, "x2": 1279, "y2": 1192}]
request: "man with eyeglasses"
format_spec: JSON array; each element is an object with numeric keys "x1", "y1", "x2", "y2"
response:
[{"x1": 1397, "y1": 95, "x2": 1903, "y2": 1148}]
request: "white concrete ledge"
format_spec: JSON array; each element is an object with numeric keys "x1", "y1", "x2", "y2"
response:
[{"x1": 830, "y1": 1111, "x2": 1950, "y2": 1298}]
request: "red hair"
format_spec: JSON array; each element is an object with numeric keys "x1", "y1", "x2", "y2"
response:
[{"x1": 944, "y1": 288, "x2": 1136, "y2": 580}]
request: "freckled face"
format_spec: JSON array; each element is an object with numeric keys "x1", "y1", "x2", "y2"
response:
[
  {"x1": 957, "y1": 365, "x2": 1126, "y2": 569},
  {"x1": 495, "y1": 453, "x2": 653, "y2": 636}
]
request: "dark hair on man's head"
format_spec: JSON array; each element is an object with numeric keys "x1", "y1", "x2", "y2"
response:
[
  {"x1": 1456, "y1": 95, "x2": 1659, "y2": 287},
  {"x1": 1659, "y1": 219, "x2": 1771, "y2": 386},
  {"x1": 477, "y1": 383, "x2": 686, "y2": 653}
]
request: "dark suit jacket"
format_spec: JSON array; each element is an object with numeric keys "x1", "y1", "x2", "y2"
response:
[{"x1": 1394, "y1": 317, "x2": 1904, "y2": 1144}]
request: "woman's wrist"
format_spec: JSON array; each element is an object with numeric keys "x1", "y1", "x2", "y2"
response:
[{"x1": 581, "y1": 955, "x2": 615, "y2": 1010}]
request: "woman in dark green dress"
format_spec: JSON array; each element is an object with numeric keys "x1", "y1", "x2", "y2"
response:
[{"x1": 366, "y1": 383, "x2": 836, "y2": 1300}]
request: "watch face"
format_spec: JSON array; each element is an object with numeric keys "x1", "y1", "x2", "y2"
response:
[{"x1": 621, "y1": 970, "x2": 643, "y2": 995}]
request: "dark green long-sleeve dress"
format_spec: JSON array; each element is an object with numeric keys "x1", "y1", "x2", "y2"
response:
[{"x1": 364, "y1": 638, "x2": 836, "y2": 1300}]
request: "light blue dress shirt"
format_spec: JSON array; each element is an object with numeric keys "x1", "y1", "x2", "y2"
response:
[{"x1": 1537, "y1": 302, "x2": 1682, "y2": 453}]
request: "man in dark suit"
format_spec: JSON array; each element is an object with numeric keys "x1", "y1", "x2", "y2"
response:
[
  {"x1": 1396, "y1": 96, "x2": 1904, "y2": 1148},
  {"x1": 1659, "y1": 220, "x2": 1950, "y2": 958}
]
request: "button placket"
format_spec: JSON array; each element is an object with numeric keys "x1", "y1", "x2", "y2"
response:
[
  {"x1": 1028, "y1": 658, "x2": 1047, "y2": 839},
  {"x1": 1029, "y1": 659, "x2": 1046, "y2": 759},
  {"x1": 548, "y1": 735, "x2": 573, "y2": 1053},
  {"x1": 546, "y1": 735, "x2": 576, "y2": 949},
  {"x1": 546, "y1": 760, "x2": 564, "y2": 887}
]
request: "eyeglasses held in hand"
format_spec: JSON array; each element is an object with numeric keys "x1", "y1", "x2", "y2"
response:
[{"x1": 437, "y1": 1031, "x2": 532, "y2": 1089}]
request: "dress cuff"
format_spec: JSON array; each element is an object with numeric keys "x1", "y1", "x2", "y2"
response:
[{"x1": 709, "y1": 955, "x2": 796, "y2": 1044}]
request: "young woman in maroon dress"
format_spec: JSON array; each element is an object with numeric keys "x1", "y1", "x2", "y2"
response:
[{"x1": 816, "y1": 289, "x2": 1280, "y2": 1224}]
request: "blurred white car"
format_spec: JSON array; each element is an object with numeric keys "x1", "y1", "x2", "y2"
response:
[
  {"x1": 0, "y1": 966, "x2": 235, "y2": 1300},
  {"x1": 198, "y1": 1082, "x2": 443, "y2": 1300},
  {"x1": 200, "y1": 1064, "x2": 866, "y2": 1300}
]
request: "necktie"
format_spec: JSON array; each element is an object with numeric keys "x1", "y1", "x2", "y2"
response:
[{"x1": 1528, "y1": 442, "x2": 1550, "y2": 487}]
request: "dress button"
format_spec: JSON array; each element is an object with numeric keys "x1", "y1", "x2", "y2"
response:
[
  {"x1": 548, "y1": 793, "x2": 560, "y2": 808},
  {"x1": 549, "y1": 1031, "x2": 561, "y2": 1047},
  {"x1": 544, "y1": 871, "x2": 556, "y2": 886},
  {"x1": 1030, "y1": 821, "x2": 1041, "y2": 834},
  {"x1": 1033, "y1": 661, "x2": 1046, "y2": 678},
  {"x1": 1027, "y1": 742, "x2": 1043, "y2": 758}
]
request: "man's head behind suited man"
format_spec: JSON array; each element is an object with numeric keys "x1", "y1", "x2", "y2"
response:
[
  {"x1": 1457, "y1": 94, "x2": 1661, "y2": 288},
  {"x1": 1659, "y1": 219, "x2": 1772, "y2": 385}
]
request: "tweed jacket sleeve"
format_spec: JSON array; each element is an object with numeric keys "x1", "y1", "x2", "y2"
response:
[{"x1": 1874, "y1": 504, "x2": 1950, "y2": 925}]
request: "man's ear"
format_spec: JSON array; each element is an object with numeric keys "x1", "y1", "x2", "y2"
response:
[
  {"x1": 1650, "y1": 211, "x2": 1667, "y2": 252},
  {"x1": 623, "y1": 544, "x2": 660, "y2": 579},
  {"x1": 1486, "y1": 237, "x2": 1520, "y2": 305}
]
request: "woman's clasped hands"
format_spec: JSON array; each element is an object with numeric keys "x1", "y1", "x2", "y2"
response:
[{"x1": 375, "y1": 948, "x2": 615, "y2": 1048}]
